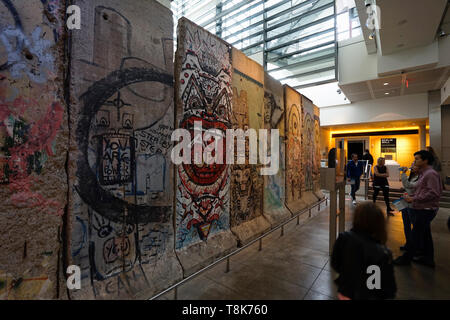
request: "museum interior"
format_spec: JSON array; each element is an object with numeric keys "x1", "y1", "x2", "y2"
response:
[{"x1": 0, "y1": 0, "x2": 449, "y2": 301}]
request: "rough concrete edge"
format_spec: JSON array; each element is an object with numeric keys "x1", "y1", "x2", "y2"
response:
[
  {"x1": 231, "y1": 215, "x2": 271, "y2": 246},
  {"x1": 175, "y1": 230, "x2": 238, "y2": 277}
]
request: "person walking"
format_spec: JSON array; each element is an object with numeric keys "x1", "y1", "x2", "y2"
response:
[
  {"x1": 399, "y1": 164, "x2": 419, "y2": 252},
  {"x1": 362, "y1": 149, "x2": 374, "y2": 179},
  {"x1": 394, "y1": 150, "x2": 443, "y2": 267},
  {"x1": 373, "y1": 157, "x2": 394, "y2": 216},
  {"x1": 347, "y1": 153, "x2": 364, "y2": 205},
  {"x1": 331, "y1": 202, "x2": 397, "y2": 300}
]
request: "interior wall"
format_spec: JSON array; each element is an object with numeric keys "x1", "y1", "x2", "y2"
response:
[
  {"x1": 320, "y1": 93, "x2": 429, "y2": 127},
  {"x1": 370, "y1": 135, "x2": 419, "y2": 169}
]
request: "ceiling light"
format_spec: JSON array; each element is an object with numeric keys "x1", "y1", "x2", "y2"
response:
[
  {"x1": 383, "y1": 82, "x2": 389, "y2": 86},
  {"x1": 385, "y1": 92, "x2": 390, "y2": 95},
  {"x1": 369, "y1": 31, "x2": 375, "y2": 40}
]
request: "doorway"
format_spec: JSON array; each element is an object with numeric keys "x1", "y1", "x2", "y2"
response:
[{"x1": 347, "y1": 141, "x2": 364, "y2": 160}]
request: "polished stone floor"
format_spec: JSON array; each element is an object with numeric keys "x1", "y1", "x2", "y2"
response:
[{"x1": 158, "y1": 197, "x2": 450, "y2": 300}]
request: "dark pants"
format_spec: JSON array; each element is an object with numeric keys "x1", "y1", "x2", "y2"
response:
[
  {"x1": 401, "y1": 208, "x2": 412, "y2": 249},
  {"x1": 407, "y1": 209, "x2": 437, "y2": 262},
  {"x1": 373, "y1": 185, "x2": 391, "y2": 209},
  {"x1": 350, "y1": 178, "x2": 360, "y2": 200}
]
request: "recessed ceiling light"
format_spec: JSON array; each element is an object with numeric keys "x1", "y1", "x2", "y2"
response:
[
  {"x1": 385, "y1": 92, "x2": 390, "y2": 95},
  {"x1": 384, "y1": 82, "x2": 389, "y2": 86}
]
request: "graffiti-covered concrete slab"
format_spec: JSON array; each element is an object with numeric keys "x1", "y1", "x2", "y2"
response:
[
  {"x1": 230, "y1": 47, "x2": 270, "y2": 245},
  {"x1": 312, "y1": 103, "x2": 324, "y2": 200},
  {"x1": 0, "y1": 0, "x2": 67, "y2": 299},
  {"x1": 301, "y1": 95, "x2": 320, "y2": 206},
  {"x1": 284, "y1": 85, "x2": 308, "y2": 214},
  {"x1": 68, "y1": 0, "x2": 182, "y2": 299},
  {"x1": 263, "y1": 75, "x2": 291, "y2": 226},
  {"x1": 174, "y1": 18, "x2": 237, "y2": 275}
]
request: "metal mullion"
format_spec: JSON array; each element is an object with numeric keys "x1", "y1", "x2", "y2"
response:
[
  {"x1": 268, "y1": 52, "x2": 335, "y2": 73},
  {"x1": 241, "y1": 40, "x2": 265, "y2": 52},
  {"x1": 265, "y1": 0, "x2": 315, "y2": 22},
  {"x1": 229, "y1": 30, "x2": 265, "y2": 46},
  {"x1": 223, "y1": 20, "x2": 264, "y2": 41},
  {"x1": 200, "y1": 0, "x2": 263, "y2": 28},
  {"x1": 267, "y1": 40, "x2": 335, "y2": 62},
  {"x1": 293, "y1": 78, "x2": 335, "y2": 90},
  {"x1": 265, "y1": 14, "x2": 334, "y2": 42},
  {"x1": 273, "y1": 65, "x2": 335, "y2": 82},
  {"x1": 220, "y1": 0, "x2": 265, "y2": 27},
  {"x1": 265, "y1": 2, "x2": 334, "y2": 33},
  {"x1": 266, "y1": 27, "x2": 334, "y2": 53},
  {"x1": 221, "y1": 13, "x2": 264, "y2": 40}
]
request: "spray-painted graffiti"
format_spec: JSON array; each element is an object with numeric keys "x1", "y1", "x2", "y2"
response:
[
  {"x1": 0, "y1": 272, "x2": 51, "y2": 300},
  {"x1": 0, "y1": 97, "x2": 64, "y2": 215},
  {"x1": 303, "y1": 110, "x2": 314, "y2": 192},
  {"x1": 70, "y1": 3, "x2": 178, "y2": 297},
  {"x1": 263, "y1": 89, "x2": 285, "y2": 212},
  {"x1": 313, "y1": 116, "x2": 321, "y2": 190},
  {"x1": 231, "y1": 89, "x2": 260, "y2": 226},
  {"x1": 286, "y1": 103, "x2": 302, "y2": 202},
  {"x1": 175, "y1": 20, "x2": 232, "y2": 249}
]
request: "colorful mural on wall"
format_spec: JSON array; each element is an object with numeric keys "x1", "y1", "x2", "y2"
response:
[
  {"x1": 263, "y1": 75, "x2": 291, "y2": 225},
  {"x1": 174, "y1": 18, "x2": 237, "y2": 274},
  {"x1": 0, "y1": 0, "x2": 66, "y2": 299},
  {"x1": 229, "y1": 47, "x2": 269, "y2": 244},
  {"x1": 68, "y1": 0, "x2": 182, "y2": 299}
]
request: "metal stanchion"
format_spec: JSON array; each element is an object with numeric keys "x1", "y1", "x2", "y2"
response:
[
  {"x1": 281, "y1": 225, "x2": 284, "y2": 236},
  {"x1": 174, "y1": 287, "x2": 178, "y2": 300},
  {"x1": 259, "y1": 238, "x2": 262, "y2": 251},
  {"x1": 297, "y1": 215, "x2": 300, "y2": 225},
  {"x1": 225, "y1": 257, "x2": 230, "y2": 273}
]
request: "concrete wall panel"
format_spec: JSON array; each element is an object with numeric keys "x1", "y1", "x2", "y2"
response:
[
  {"x1": 263, "y1": 75, "x2": 291, "y2": 226},
  {"x1": 174, "y1": 18, "x2": 237, "y2": 275},
  {"x1": 230, "y1": 47, "x2": 270, "y2": 245},
  {"x1": 67, "y1": 0, "x2": 182, "y2": 299},
  {"x1": 0, "y1": 0, "x2": 67, "y2": 299}
]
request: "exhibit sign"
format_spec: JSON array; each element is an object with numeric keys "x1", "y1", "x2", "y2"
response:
[{"x1": 381, "y1": 138, "x2": 396, "y2": 153}]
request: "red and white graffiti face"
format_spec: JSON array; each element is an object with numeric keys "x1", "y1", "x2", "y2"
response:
[{"x1": 177, "y1": 49, "x2": 232, "y2": 245}]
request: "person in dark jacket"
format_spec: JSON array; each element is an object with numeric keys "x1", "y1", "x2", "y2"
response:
[
  {"x1": 373, "y1": 157, "x2": 394, "y2": 216},
  {"x1": 331, "y1": 202, "x2": 397, "y2": 300},
  {"x1": 362, "y1": 149, "x2": 374, "y2": 166},
  {"x1": 347, "y1": 153, "x2": 365, "y2": 205}
]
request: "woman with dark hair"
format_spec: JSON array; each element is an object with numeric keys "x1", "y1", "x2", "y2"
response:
[
  {"x1": 331, "y1": 202, "x2": 396, "y2": 300},
  {"x1": 373, "y1": 157, "x2": 395, "y2": 216},
  {"x1": 399, "y1": 164, "x2": 419, "y2": 252}
]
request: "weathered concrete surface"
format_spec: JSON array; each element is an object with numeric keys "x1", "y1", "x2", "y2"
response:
[
  {"x1": 301, "y1": 96, "x2": 320, "y2": 206},
  {"x1": 67, "y1": 0, "x2": 182, "y2": 299},
  {"x1": 312, "y1": 104, "x2": 325, "y2": 200},
  {"x1": 284, "y1": 85, "x2": 308, "y2": 214},
  {"x1": 174, "y1": 18, "x2": 237, "y2": 276},
  {"x1": 230, "y1": 47, "x2": 270, "y2": 246},
  {"x1": 263, "y1": 75, "x2": 291, "y2": 226},
  {"x1": 0, "y1": 0, "x2": 67, "y2": 299}
]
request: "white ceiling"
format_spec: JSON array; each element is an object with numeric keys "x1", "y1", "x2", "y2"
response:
[
  {"x1": 339, "y1": 66, "x2": 450, "y2": 102},
  {"x1": 376, "y1": 0, "x2": 447, "y2": 55}
]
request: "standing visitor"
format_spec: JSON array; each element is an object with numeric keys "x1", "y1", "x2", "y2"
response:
[
  {"x1": 399, "y1": 164, "x2": 419, "y2": 252},
  {"x1": 362, "y1": 149, "x2": 374, "y2": 179},
  {"x1": 347, "y1": 153, "x2": 364, "y2": 205},
  {"x1": 394, "y1": 150, "x2": 443, "y2": 267},
  {"x1": 373, "y1": 157, "x2": 394, "y2": 216},
  {"x1": 331, "y1": 202, "x2": 397, "y2": 300}
]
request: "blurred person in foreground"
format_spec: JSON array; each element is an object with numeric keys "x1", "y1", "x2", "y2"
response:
[
  {"x1": 394, "y1": 150, "x2": 443, "y2": 268},
  {"x1": 331, "y1": 202, "x2": 396, "y2": 300}
]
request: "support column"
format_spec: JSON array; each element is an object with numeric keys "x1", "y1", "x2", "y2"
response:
[
  {"x1": 419, "y1": 124, "x2": 427, "y2": 150},
  {"x1": 429, "y1": 90, "x2": 442, "y2": 158}
]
